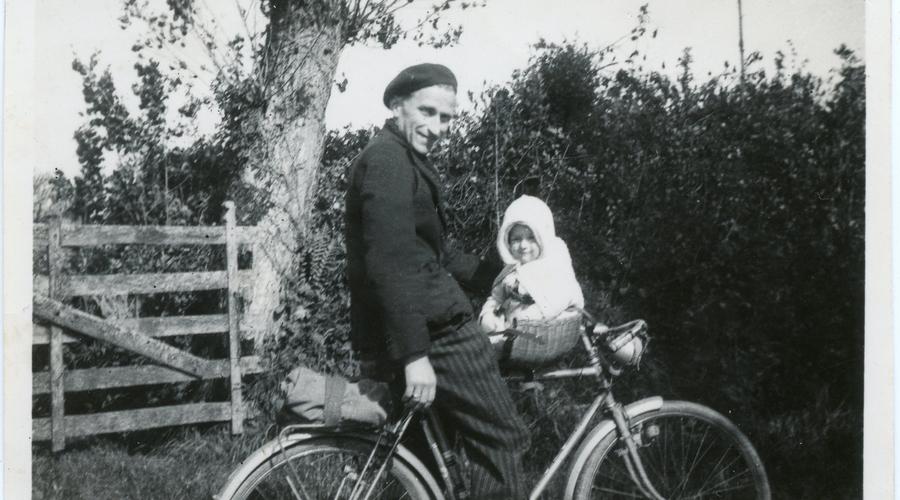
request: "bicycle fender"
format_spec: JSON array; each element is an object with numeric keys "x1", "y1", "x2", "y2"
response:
[
  {"x1": 562, "y1": 396, "x2": 664, "y2": 500},
  {"x1": 214, "y1": 431, "x2": 445, "y2": 500}
]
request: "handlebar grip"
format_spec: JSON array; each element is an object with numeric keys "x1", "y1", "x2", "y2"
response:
[
  {"x1": 593, "y1": 319, "x2": 646, "y2": 340},
  {"x1": 502, "y1": 328, "x2": 546, "y2": 344}
]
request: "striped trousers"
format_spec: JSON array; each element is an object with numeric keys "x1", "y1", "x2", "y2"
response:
[{"x1": 393, "y1": 321, "x2": 530, "y2": 500}]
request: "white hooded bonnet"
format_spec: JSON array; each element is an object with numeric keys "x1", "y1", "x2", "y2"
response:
[{"x1": 497, "y1": 195, "x2": 557, "y2": 265}]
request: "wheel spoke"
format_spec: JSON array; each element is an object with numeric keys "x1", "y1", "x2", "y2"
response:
[
  {"x1": 670, "y1": 420, "x2": 720, "y2": 497},
  {"x1": 283, "y1": 474, "x2": 306, "y2": 500},
  {"x1": 692, "y1": 446, "x2": 749, "y2": 496},
  {"x1": 678, "y1": 416, "x2": 689, "y2": 490},
  {"x1": 592, "y1": 485, "x2": 648, "y2": 498},
  {"x1": 576, "y1": 403, "x2": 769, "y2": 500},
  {"x1": 590, "y1": 450, "x2": 646, "y2": 497},
  {"x1": 682, "y1": 421, "x2": 713, "y2": 486},
  {"x1": 687, "y1": 466, "x2": 755, "y2": 498},
  {"x1": 659, "y1": 420, "x2": 671, "y2": 491},
  {"x1": 224, "y1": 439, "x2": 429, "y2": 500}
]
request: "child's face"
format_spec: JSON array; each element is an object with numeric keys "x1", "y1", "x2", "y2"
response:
[{"x1": 508, "y1": 224, "x2": 540, "y2": 264}]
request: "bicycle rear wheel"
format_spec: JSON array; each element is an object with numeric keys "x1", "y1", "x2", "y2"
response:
[
  {"x1": 223, "y1": 436, "x2": 435, "y2": 500},
  {"x1": 572, "y1": 401, "x2": 770, "y2": 499}
]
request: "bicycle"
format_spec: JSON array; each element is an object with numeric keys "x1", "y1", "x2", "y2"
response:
[{"x1": 216, "y1": 317, "x2": 771, "y2": 499}]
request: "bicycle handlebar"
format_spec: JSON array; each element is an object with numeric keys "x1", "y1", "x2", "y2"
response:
[{"x1": 590, "y1": 319, "x2": 646, "y2": 343}]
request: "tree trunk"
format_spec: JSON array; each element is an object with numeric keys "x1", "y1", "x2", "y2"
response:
[{"x1": 243, "y1": 0, "x2": 344, "y2": 342}]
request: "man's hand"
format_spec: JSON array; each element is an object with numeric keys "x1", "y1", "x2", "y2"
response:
[{"x1": 403, "y1": 356, "x2": 436, "y2": 408}]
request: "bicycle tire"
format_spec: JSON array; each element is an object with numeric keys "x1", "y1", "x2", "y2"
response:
[
  {"x1": 222, "y1": 436, "x2": 436, "y2": 500},
  {"x1": 572, "y1": 400, "x2": 770, "y2": 500}
]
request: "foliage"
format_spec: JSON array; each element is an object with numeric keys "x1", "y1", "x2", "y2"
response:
[
  {"x1": 120, "y1": 0, "x2": 480, "y2": 77},
  {"x1": 276, "y1": 38, "x2": 863, "y2": 499},
  {"x1": 36, "y1": 4, "x2": 862, "y2": 497},
  {"x1": 33, "y1": 425, "x2": 268, "y2": 499},
  {"x1": 50, "y1": 54, "x2": 240, "y2": 318},
  {"x1": 35, "y1": 0, "x2": 489, "y2": 454},
  {"x1": 116, "y1": 0, "x2": 481, "y2": 173},
  {"x1": 61, "y1": 53, "x2": 242, "y2": 226},
  {"x1": 246, "y1": 127, "x2": 372, "y2": 418},
  {"x1": 36, "y1": 52, "x2": 242, "y2": 417},
  {"x1": 443, "y1": 41, "x2": 862, "y2": 499},
  {"x1": 113, "y1": 1, "x2": 493, "y2": 364}
]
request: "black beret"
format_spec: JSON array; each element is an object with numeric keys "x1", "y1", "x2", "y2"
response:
[{"x1": 382, "y1": 63, "x2": 457, "y2": 108}]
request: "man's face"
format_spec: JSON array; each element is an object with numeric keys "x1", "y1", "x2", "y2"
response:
[{"x1": 392, "y1": 85, "x2": 457, "y2": 155}]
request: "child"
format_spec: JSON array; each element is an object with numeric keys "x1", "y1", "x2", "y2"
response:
[{"x1": 479, "y1": 195, "x2": 584, "y2": 338}]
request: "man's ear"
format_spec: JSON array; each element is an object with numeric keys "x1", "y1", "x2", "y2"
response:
[{"x1": 388, "y1": 98, "x2": 403, "y2": 117}]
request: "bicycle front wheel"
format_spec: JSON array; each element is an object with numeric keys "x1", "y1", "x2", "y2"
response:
[
  {"x1": 223, "y1": 436, "x2": 435, "y2": 500},
  {"x1": 573, "y1": 401, "x2": 770, "y2": 499}
]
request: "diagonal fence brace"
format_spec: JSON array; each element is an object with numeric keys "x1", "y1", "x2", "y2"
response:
[{"x1": 33, "y1": 295, "x2": 217, "y2": 378}]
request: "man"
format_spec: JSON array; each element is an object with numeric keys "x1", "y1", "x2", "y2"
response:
[{"x1": 345, "y1": 63, "x2": 529, "y2": 499}]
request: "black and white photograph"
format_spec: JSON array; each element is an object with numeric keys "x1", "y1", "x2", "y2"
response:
[{"x1": 4, "y1": 0, "x2": 889, "y2": 498}]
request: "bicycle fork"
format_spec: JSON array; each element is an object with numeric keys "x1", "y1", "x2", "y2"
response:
[
  {"x1": 584, "y1": 330, "x2": 665, "y2": 500},
  {"x1": 607, "y1": 402, "x2": 666, "y2": 500}
]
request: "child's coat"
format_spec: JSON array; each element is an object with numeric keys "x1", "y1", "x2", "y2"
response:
[{"x1": 479, "y1": 195, "x2": 584, "y2": 332}]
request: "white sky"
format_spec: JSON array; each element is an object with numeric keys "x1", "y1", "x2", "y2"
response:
[{"x1": 34, "y1": 0, "x2": 864, "y2": 177}]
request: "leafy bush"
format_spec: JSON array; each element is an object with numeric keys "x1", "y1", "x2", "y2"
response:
[
  {"x1": 268, "y1": 39, "x2": 863, "y2": 498},
  {"x1": 32, "y1": 55, "x2": 255, "y2": 420},
  {"x1": 40, "y1": 26, "x2": 863, "y2": 498}
]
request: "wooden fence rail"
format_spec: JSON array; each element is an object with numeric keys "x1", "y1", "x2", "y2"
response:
[
  {"x1": 51, "y1": 270, "x2": 256, "y2": 297},
  {"x1": 33, "y1": 223, "x2": 260, "y2": 247},
  {"x1": 33, "y1": 357, "x2": 263, "y2": 394},
  {"x1": 33, "y1": 203, "x2": 261, "y2": 451},
  {"x1": 32, "y1": 313, "x2": 265, "y2": 344},
  {"x1": 32, "y1": 403, "x2": 235, "y2": 441}
]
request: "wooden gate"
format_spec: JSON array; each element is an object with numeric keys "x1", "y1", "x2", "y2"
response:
[{"x1": 32, "y1": 202, "x2": 264, "y2": 451}]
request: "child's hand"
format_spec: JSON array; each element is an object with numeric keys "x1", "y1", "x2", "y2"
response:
[
  {"x1": 501, "y1": 273, "x2": 528, "y2": 297},
  {"x1": 479, "y1": 310, "x2": 507, "y2": 333},
  {"x1": 501, "y1": 273, "x2": 519, "y2": 291},
  {"x1": 504, "y1": 278, "x2": 532, "y2": 303}
]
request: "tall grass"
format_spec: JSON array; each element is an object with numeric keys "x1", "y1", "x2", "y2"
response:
[{"x1": 32, "y1": 425, "x2": 267, "y2": 500}]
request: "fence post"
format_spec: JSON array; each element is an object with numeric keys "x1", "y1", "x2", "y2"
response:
[
  {"x1": 47, "y1": 215, "x2": 66, "y2": 452},
  {"x1": 224, "y1": 202, "x2": 244, "y2": 434}
]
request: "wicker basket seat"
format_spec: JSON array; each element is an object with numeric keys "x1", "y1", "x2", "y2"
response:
[{"x1": 496, "y1": 309, "x2": 583, "y2": 366}]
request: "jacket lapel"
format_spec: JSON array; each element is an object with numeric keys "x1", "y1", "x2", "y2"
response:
[
  {"x1": 411, "y1": 153, "x2": 450, "y2": 231},
  {"x1": 382, "y1": 120, "x2": 449, "y2": 230}
]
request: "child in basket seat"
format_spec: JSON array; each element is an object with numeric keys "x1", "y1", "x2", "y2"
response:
[{"x1": 479, "y1": 195, "x2": 584, "y2": 344}]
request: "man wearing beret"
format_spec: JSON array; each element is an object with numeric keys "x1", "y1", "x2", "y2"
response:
[{"x1": 345, "y1": 63, "x2": 529, "y2": 498}]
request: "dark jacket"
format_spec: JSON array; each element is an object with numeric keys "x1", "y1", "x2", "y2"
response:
[{"x1": 345, "y1": 119, "x2": 497, "y2": 363}]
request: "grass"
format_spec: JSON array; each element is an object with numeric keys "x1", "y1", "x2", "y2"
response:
[
  {"x1": 32, "y1": 377, "x2": 861, "y2": 499},
  {"x1": 32, "y1": 425, "x2": 268, "y2": 500}
]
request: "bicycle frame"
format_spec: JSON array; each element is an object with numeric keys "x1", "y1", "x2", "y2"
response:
[
  {"x1": 223, "y1": 422, "x2": 446, "y2": 500},
  {"x1": 246, "y1": 326, "x2": 668, "y2": 500},
  {"x1": 519, "y1": 328, "x2": 665, "y2": 500},
  {"x1": 218, "y1": 316, "x2": 770, "y2": 500},
  {"x1": 504, "y1": 370, "x2": 665, "y2": 500}
]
